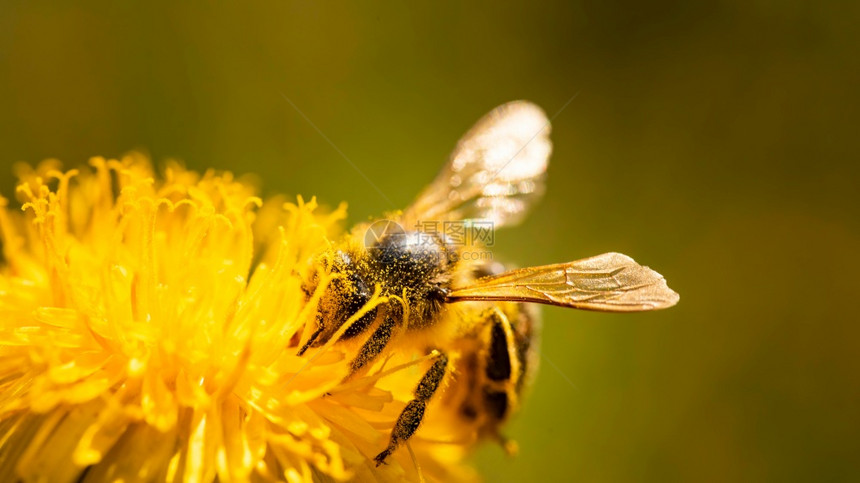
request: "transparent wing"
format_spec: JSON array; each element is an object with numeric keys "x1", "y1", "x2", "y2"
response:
[
  {"x1": 446, "y1": 252, "x2": 680, "y2": 312},
  {"x1": 402, "y1": 101, "x2": 552, "y2": 228}
]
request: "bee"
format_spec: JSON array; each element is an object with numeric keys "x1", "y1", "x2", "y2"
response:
[{"x1": 298, "y1": 101, "x2": 679, "y2": 466}]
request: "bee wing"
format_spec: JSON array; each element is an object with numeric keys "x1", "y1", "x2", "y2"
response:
[
  {"x1": 446, "y1": 252, "x2": 680, "y2": 312},
  {"x1": 402, "y1": 101, "x2": 552, "y2": 229}
]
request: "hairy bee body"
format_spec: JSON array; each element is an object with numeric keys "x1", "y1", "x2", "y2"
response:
[
  {"x1": 302, "y1": 228, "x2": 542, "y2": 447},
  {"x1": 303, "y1": 230, "x2": 455, "y2": 352},
  {"x1": 295, "y1": 101, "x2": 679, "y2": 466}
]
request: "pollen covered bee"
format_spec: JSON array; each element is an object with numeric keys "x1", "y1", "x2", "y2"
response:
[{"x1": 298, "y1": 101, "x2": 679, "y2": 466}]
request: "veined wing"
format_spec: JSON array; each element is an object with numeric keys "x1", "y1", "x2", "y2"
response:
[
  {"x1": 402, "y1": 101, "x2": 551, "y2": 229},
  {"x1": 446, "y1": 252, "x2": 680, "y2": 312}
]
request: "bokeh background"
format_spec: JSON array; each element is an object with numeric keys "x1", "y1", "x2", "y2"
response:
[{"x1": 1, "y1": 2, "x2": 858, "y2": 481}]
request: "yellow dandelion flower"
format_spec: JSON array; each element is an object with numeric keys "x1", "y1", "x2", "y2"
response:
[{"x1": 0, "y1": 154, "x2": 477, "y2": 482}]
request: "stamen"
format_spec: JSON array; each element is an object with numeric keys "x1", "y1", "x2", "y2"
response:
[
  {"x1": 284, "y1": 285, "x2": 388, "y2": 387},
  {"x1": 406, "y1": 441, "x2": 426, "y2": 483},
  {"x1": 330, "y1": 350, "x2": 442, "y2": 395}
]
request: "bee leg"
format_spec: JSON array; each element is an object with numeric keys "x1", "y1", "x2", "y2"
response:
[
  {"x1": 296, "y1": 322, "x2": 324, "y2": 356},
  {"x1": 348, "y1": 301, "x2": 402, "y2": 376},
  {"x1": 374, "y1": 350, "x2": 449, "y2": 466}
]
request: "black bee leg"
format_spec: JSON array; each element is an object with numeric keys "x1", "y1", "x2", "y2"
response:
[
  {"x1": 297, "y1": 321, "x2": 324, "y2": 356},
  {"x1": 374, "y1": 350, "x2": 449, "y2": 466},
  {"x1": 348, "y1": 302, "x2": 403, "y2": 376}
]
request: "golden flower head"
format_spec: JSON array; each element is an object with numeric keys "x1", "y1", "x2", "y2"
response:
[{"x1": 0, "y1": 154, "x2": 478, "y2": 482}]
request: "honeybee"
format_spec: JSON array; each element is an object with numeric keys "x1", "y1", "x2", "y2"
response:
[{"x1": 298, "y1": 101, "x2": 679, "y2": 466}]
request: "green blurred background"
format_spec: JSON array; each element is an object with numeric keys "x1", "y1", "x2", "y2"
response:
[{"x1": 1, "y1": 2, "x2": 857, "y2": 481}]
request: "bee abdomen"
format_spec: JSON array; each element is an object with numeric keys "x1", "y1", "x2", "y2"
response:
[
  {"x1": 482, "y1": 389, "x2": 510, "y2": 420},
  {"x1": 455, "y1": 305, "x2": 540, "y2": 435}
]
